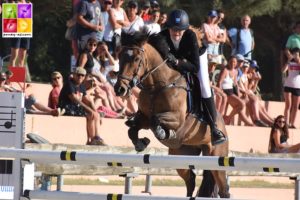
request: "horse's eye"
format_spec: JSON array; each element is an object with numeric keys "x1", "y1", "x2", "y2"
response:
[{"x1": 134, "y1": 57, "x2": 140, "y2": 62}]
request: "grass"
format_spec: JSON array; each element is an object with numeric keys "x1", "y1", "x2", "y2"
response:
[{"x1": 51, "y1": 178, "x2": 294, "y2": 189}]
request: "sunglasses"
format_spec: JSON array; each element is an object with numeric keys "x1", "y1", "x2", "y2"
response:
[
  {"x1": 128, "y1": 5, "x2": 137, "y2": 9},
  {"x1": 277, "y1": 120, "x2": 285, "y2": 124},
  {"x1": 88, "y1": 43, "x2": 97, "y2": 47},
  {"x1": 104, "y1": 1, "x2": 112, "y2": 5},
  {"x1": 52, "y1": 77, "x2": 61, "y2": 81},
  {"x1": 77, "y1": 74, "x2": 85, "y2": 77}
]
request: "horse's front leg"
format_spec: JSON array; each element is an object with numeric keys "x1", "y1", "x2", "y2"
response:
[
  {"x1": 151, "y1": 111, "x2": 183, "y2": 140},
  {"x1": 169, "y1": 146, "x2": 201, "y2": 197},
  {"x1": 126, "y1": 111, "x2": 151, "y2": 152}
]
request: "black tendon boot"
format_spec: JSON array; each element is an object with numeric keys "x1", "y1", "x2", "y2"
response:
[{"x1": 202, "y1": 97, "x2": 227, "y2": 145}]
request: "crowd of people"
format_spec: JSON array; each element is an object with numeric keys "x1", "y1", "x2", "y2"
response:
[{"x1": 1, "y1": 0, "x2": 300, "y2": 151}]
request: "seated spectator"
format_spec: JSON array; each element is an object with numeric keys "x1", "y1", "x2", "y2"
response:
[
  {"x1": 0, "y1": 72, "x2": 8, "y2": 92},
  {"x1": 48, "y1": 71, "x2": 63, "y2": 109},
  {"x1": 208, "y1": 57, "x2": 227, "y2": 116},
  {"x1": 58, "y1": 67, "x2": 106, "y2": 145},
  {"x1": 145, "y1": 10, "x2": 161, "y2": 35},
  {"x1": 217, "y1": 55, "x2": 253, "y2": 126},
  {"x1": 238, "y1": 61, "x2": 268, "y2": 127},
  {"x1": 0, "y1": 71, "x2": 64, "y2": 116},
  {"x1": 268, "y1": 115, "x2": 300, "y2": 153}
]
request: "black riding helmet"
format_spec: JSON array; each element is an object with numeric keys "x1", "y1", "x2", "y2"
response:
[{"x1": 166, "y1": 9, "x2": 189, "y2": 30}]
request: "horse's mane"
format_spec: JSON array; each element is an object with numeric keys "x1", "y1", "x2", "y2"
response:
[
  {"x1": 147, "y1": 34, "x2": 170, "y2": 59},
  {"x1": 121, "y1": 30, "x2": 170, "y2": 59}
]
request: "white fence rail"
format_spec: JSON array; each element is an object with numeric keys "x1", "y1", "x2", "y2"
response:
[
  {"x1": 23, "y1": 190, "x2": 242, "y2": 200},
  {"x1": 1, "y1": 148, "x2": 300, "y2": 173}
]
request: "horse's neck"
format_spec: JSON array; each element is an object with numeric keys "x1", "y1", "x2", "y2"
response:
[{"x1": 145, "y1": 45, "x2": 180, "y2": 84}]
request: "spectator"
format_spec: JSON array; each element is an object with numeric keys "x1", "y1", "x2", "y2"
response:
[
  {"x1": 145, "y1": 10, "x2": 161, "y2": 35},
  {"x1": 268, "y1": 115, "x2": 300, "y2": 153},
  {"x1": 284, "y1": 21, "x2": 300, "y2": 61},
  {"x1": 94, "y1": 41, "x2": 127, "y2": 113},
  {"x1": 150, "y1": 0, "x2": 160, "y2": 12},
  {"x1": 58, "y1": 67, "x2": 106, "y2": 145},
  {"x1": 101, "y1": 0, "x2": 113, "y2": 49},
  {"x1": 217, "y1": 55, "x2": 253, "y2": 126},
  {"x1": 48, "y1": 71, "x2": 63, "y2": 109},
  {"x1": 9, "y1": 0, "x2": 31, "y2": 68},
  {"x1": 76, "y1": 0, "x2": 103, "y2": 52},
  {"x1": 1, "y1": 71, "x2": 65, "y2": 116},
  {"x1": 157, "y1": 12, "x2": 167, "y2": 30},
  {"x1": 282, "y1": 47, "x2": 300, "y2": 129},
  {"x1": 228, "y1": 14, "x2": 254, "y2": 60},
  {"x1": 77, "y1": 37, "x2": 106, "y2": 83},
  {"x1": 123, "y1": 0, "x2": 144, "y2": 34},
  {"x1": 103, "y1": 0, "x2": 129, "y2": 53},
  {"x1": 235, "y1": 54, "x2": 245, "y2": 81},
  {"x1": 139, "y1": 0, "x2": 151, "y2": 23},
  {"x1": 238, "y1": 61, "x2": 268, "y2": 127},
  {"x1": 208, "y1": 57, "x2": 227, "y2": 116},
  {"x1": 201, "y1": 10, "x2": 225, "y2": 62},
  {"x1": 216, "y1": 9, "x2": 228, "y2": 66},
  {"x1": 0, "y1": 72, "x2": 8, "y2": 92}
]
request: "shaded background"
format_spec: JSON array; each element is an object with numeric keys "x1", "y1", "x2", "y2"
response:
[{"x1": 1, "y1": 0, "x2": 300, "y2": 100}]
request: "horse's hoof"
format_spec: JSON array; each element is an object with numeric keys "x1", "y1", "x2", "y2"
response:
[
  {"x1": 134, "y1": 137, "x2": 150, "y2": 152},
  {"x1": 154, "y1": 126, "x2": 166, "y2": 140}
]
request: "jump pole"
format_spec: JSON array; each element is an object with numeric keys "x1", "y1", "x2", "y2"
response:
[
  {"x1": 0, "y1": 148, "x2": 300, "y2": 173},
  {"x1": 23, "y1": 190, "x2": 242, "y2": 200}
]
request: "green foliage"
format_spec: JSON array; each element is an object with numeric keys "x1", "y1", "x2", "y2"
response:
[{"x1": 28, "y1": 0, "x2": 72, "y2": 82}]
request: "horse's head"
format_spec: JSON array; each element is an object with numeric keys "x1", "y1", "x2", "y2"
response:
[{"x1": 114, "y1": 31, "x2": 149, "y2": 96}]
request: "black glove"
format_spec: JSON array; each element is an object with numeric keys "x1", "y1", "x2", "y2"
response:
[{"x1": 166, "y1": 53, "x2": 178, "y2": 67}]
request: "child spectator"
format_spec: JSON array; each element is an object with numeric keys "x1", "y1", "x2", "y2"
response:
[
  {"x1": 48, "y1": 71, "x2": 63, "y2": 109},
  {"x1": 268, "y1": 115, "x2": 300, "y2": 153},
  {"x1": 145, "y1": 10, "x2": 161, "y2": 35},
  {"x1": 282, "y1": 47, "x2": 300, "y2": 129},
  {"x1": 139, "y1": 1, "x2": 151, "y2": 23},
  {"x1": 58, "y1": 67, "x2": 106, "y2": 145}
]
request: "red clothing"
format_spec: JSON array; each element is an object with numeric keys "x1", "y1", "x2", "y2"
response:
[
  {"x1": 141, "y1": 13, "x2": 151, "y2": 22},
  {"x1": 48, "y1": 86, "x2": 61, "y2": 109}
]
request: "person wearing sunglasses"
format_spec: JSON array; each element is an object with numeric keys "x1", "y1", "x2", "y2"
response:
[
  {"x1": 58, "y1": 67, "x2": 106, "y2": 146},
  {"x1": 268, "y1": 115, "x2": 300, "y2": 153},
  {"x1": 48, "y1": 71, "x2": 63, "y2": 109}
]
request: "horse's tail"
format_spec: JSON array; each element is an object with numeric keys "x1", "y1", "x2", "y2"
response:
[{"x1": 197, "y1": 170, "x2": 216, "y2": 197}]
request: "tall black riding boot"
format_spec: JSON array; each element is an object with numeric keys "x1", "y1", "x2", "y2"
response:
[{"x1": 202, "y1": 97, "x2": 227, "y2": 145}]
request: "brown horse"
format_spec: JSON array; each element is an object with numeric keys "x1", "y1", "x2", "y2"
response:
[{"x1": 114, "y1": 31, "x2": 230, "y2": 198}]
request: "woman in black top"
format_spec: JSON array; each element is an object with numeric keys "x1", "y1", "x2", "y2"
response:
[
  {"x1": 160, "y1": 9, "x2": 226, "y2": 145},
  {"x1": 268, "y1": 115, "x2": 300, "y2": 153}
]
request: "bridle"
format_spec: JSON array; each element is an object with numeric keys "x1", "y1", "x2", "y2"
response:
[{"x1": 118, "y1": 45, "x2": 168, "y2": 90}]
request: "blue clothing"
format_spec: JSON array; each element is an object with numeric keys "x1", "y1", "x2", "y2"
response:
[
  {"x1": 76, "y1": 0, "x2": 102, "y2": 51},
  {"x1": 228, "y1": 28, "x2": 253, "y2": 59}
]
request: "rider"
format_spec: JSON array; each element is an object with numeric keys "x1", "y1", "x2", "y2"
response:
[{"x1": 160, "y1": 9, "x2": 227, "y2": 145}]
